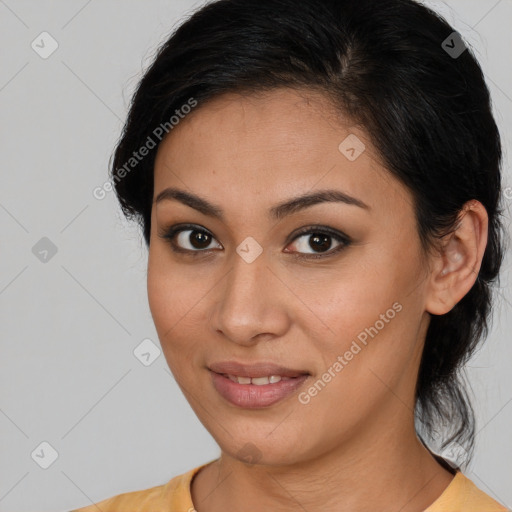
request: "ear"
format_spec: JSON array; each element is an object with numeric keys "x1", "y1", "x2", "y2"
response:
[{"x1": 425, "y1": 200, "x2": 489, "y2": 316}]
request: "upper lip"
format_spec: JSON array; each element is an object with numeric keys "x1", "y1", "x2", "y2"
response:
[{"x1": 208, "y1": 361, "x2": 310, "y2": 378}]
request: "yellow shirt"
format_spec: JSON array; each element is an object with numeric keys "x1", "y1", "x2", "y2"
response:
[{"x1": 70, "y1": 459, "x2": 508, "y2": 511}]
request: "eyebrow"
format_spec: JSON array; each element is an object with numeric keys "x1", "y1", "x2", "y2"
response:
[{"x1": 154, "y1": 187, "x2": 370, "y2": 221}]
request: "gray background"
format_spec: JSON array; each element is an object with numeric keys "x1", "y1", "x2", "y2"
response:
[{"x1": 0, "y1": 1, "x2": 511, "y2": 511}]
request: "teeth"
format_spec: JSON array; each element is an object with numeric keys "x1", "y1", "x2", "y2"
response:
[
  {"x1": 225, "y1": 374, "x2": 291, "y2": 385},
  {"x1": 252, "y1": 376, "x2": 273, "y2": 385}
]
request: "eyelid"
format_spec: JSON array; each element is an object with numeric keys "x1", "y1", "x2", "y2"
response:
[{"x1": 158, "y1": 223, "x2": 351, "y2": 258}]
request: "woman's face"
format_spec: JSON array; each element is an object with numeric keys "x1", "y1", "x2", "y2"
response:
[{"x1": 148, "y1": 88, "x2": 434, "y2": 465}]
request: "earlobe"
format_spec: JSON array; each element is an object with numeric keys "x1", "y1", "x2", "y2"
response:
[{"x1": 425, "y1": 200, "x2": 489, "y2": 316}]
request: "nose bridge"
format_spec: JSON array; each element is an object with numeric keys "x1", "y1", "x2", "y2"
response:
[
  {"x1": 221, "y1": 229, "x2": 268, "y2": 295},
  {"x1": 213, "y1": 246, "x2": 281, "y2": 343},
  {"x1": 224, "y1": 246, "x2": 268, "y2": 309}
]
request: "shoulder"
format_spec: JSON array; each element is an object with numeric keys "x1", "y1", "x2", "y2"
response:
[
  {"x1": 69, "y1": 481, "x2": 169, "y2": 512},
  {"x1": 426, "y1": 471, "x2": 509, "y2": 512},
  {"x1": 69, "y1": 462, "x2": 210, "y2": 512}
]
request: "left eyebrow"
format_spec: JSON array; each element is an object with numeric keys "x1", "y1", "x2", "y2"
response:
[
  {"x1": 154, "y1": 187, "x2": 370, "y2": 222},
  {"x1": 269, "y1": 189, "x2": 370, "y2": 220}
]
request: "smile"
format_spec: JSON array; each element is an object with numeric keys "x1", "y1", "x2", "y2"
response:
[
  {"x1": 210, "y1": 371, "x2": 310, "y2": 408},
  {"x1": 223, "y1": 374, "x2": 294, "y2": 385}
]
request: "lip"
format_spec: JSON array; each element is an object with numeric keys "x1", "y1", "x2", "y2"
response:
[
  {"x1": 210, "y1": 370, "x2": 310, "y2": 408},
  {"x1": 208, "y1": 361, "x2": 310, "y2": 379}
]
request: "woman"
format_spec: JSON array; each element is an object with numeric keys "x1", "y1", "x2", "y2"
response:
[{"x1": 72, "y1": 0, "x2": 508, "y2": 510}]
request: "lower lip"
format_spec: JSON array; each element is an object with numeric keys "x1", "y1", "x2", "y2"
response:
[{"x1": 210, "y1": 371, "x2": 309, "y2": 408}]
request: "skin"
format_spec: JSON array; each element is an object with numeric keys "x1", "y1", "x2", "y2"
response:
[{"x1": 147, "y1": 88, "x2": 489, "y2": 512}]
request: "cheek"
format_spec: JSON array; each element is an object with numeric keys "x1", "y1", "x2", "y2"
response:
[
  {"x1": 297, "y1": 287, "x2": 416, "y2": 440},
  {"x1": 306, "y1": 244, "x2": 423, "y2": 382},
  {"x1": 301, "y1": 260, "x2": 395, "y2": 339},
  {"x1": 147, "y1": 241, "x2": 250, "y2": 392},
  {"x1": 147, "y1": 244, "x2": 194, "y2": 330},
  {"x1": 147, "y1": 251, "x2": 211, "y2": 373},
  {"x1": 147, "y1": 254, "x2": 172, "y2": 332}
]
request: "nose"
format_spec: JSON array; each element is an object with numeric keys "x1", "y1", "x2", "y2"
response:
[{"x1": 210, "y1": 251, "x2": 290, "y2": 346}]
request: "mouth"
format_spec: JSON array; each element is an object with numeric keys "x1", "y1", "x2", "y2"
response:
[
  {"x1": 218, "y1": 374, "x2": 298, "y2": 385},
  {"x1": 208, "y1": 361, "x2": 311, "y2": 408},
  {"x1": 208, "y1": 360, "x2": 311, "y2": 379}
]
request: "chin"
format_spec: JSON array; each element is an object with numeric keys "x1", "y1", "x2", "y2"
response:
[{"x1": 213, "y1": 427, "x2": 310, "y2": 467}]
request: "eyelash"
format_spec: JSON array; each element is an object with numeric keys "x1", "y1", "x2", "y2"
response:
[{"x1": 158, "y1": 223, "x2": 351, "y2": 260}]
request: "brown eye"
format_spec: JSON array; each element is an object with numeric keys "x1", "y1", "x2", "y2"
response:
[
  {"x1": 158, "y1": 224, "x2": 222, "y2": 255},
  {"x1": 286, "y1": 228, "x2": 349, "y2": 259},
  {"x1": 178, "y1": 229, "x2": 214, "y2": 250},
  {"x1": 301, "y1": 233, "x2": 333, "y2": 253}
]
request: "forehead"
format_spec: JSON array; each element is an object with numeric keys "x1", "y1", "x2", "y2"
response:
[
  {"x1": 156, "y1": 88, "x2": 350, "y2": 162},
  {"x1": 152, "y1": 88, "x2": 412, "y2": 221}
]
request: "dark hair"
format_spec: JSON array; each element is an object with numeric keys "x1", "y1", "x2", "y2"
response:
[{"x1": 109, "y1": 0, "x2": 506, "y2": 464}]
